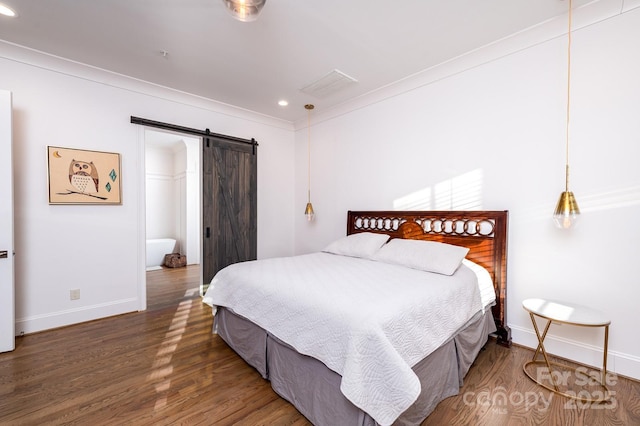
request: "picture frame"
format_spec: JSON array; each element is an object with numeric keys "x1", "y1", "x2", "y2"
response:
[{"x1": 47, "y1": 146, "x2": 122, "y2": 205}]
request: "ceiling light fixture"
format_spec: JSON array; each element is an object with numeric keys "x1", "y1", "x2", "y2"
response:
[
  {"x1": 304, "y1": 104, "x2": 315, "y2": 222},
  {"x1": 0, "y1": 3, "x2": 16, "y2": 17},
  {"x1": 553, "y1": 0, "x2": 580, "y2": 229},
  {"x1": 221, "y1": 0, "x2": 266, "y2": 22},
  {"x1": 278, "y1": 100, "x2": 289, "y2": 107}
]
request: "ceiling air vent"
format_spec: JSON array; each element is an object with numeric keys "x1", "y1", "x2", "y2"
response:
[{"x1": 300, "y1": 69, "x2": 358, "y2": 99}]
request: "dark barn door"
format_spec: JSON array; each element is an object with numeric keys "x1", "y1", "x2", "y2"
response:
[{"x1": 202, "y1": 136, "x2": 257, "y2": 289}]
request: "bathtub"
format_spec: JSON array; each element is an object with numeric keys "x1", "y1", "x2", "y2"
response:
[{"x1": 146, "y1": 238, "x2": 177, "y2": 270}]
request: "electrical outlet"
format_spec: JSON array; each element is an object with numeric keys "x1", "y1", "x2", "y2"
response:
[{"x1": 70, "y1": 289, "x2": 80, "y2": 300}]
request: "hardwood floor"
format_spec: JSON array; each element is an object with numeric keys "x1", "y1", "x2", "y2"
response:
[{"x1": 1, "y1": 266, "x2": 639, "y2": 425}]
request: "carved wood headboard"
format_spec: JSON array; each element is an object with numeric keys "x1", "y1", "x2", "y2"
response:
[{"x1": 347, "y1": 210, "x2": 511, "y2": 347}]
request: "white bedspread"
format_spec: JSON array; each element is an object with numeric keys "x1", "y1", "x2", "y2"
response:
[{"x1": 202, "y1": 252, "x2": 486, "y2": 426}]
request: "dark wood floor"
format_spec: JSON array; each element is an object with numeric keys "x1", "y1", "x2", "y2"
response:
[{"x1": 1, "y1": 265, "x2": 639, "y2": 425}]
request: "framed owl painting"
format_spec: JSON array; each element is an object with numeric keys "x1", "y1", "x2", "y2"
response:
[{"x1": 47, "y1": 146, "x2": 122, "y2": 205}]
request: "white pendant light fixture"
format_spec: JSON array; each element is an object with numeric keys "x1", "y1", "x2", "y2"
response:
[
  {"x1": 553, "y1": 0, "x2": 580, "y2": 229},
  {"x1": 222, "y1": 0, "x2": 266, "y2": 22},
  {"x1": 304, "y1": 104, "x2": 315, "y2": 222}
]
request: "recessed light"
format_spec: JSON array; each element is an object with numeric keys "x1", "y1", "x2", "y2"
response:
[
  {"x1": 278, "y1": 100, "x2": 289, "y2": 107},
  {"x1": 0, "y1": 4, "x2": 16, "y2": 17}
]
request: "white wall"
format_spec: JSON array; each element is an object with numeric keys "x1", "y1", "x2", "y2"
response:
[
  {"x1": 1, "y1": 44, "x2": 295, "y2": 335},
  {"x1": 145, "y1": 145, "x2": 177, "y2": 241},
  {"x1": 177, "y1": 137, "x2": 201, "y2": 265},
  {"x1": 294, "y1": 5, "x2": 640, "y2": 380}
]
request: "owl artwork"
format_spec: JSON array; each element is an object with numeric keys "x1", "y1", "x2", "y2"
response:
[{"x1": 68, "y1": 159, "x2": 99, "y2": 193}]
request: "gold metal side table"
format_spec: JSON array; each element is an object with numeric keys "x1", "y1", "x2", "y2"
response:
[{"x1": 522, "y1": 298, "x2": 611, "y2": 402}]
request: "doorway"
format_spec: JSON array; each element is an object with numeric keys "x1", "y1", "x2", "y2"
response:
[
  {"x1": 0, "y1": 90, "x2": 14, "y2": 353},
  {"x1": 134, "y1": 116, "x2": 258, "y2": 309},
  {"x1": 144, "y1": 129, "x2": 201, "y2": 307}
]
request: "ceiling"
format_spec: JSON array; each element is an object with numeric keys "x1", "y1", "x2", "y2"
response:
[{"x1": 0, "y1": 0, "x2": 585, "y2": 124}]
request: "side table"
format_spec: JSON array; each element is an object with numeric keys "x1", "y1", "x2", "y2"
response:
[{"x1": 522, "y1": 298, "x2": 611, "y2": 402}]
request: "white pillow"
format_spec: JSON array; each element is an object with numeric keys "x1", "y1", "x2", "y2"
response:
[
  {"x1": 322, "y1": 232, "x2": 390, "y2": 259},
  {"x1": 462, "y1": 259, "x2": 496, "y2": 308},
  {"x1": 372, "y1": 238, "x2": 469, "y2": 275}
]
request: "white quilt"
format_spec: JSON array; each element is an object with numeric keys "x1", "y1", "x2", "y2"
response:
[{"x1": 202, "y1": 252, "x2": 487, "y2": 426}]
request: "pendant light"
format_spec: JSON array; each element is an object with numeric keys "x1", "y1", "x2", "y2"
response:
[
  {"x1": 553, "y1": 0, "x2": 580, "y2": 229},
  {"x1": 222, "y1": 0, "x2": 266, "y2": 22},
  {"x1": 304, "y1": 104, "x2": 315, "y2": 221}
]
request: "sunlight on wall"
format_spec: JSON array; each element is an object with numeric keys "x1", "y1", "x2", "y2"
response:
[
  {"x1": 579, "y1": 185, "x2": 640, "y2": 212},
  {"x1": 393, "y1": 187, "x2": 432, "y2": 210},
  {"x1": 394, "y1": 169, "x2": 484, "y2": 210}
]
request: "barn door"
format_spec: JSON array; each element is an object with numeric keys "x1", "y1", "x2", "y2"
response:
[{"x1": 202, "y1": 136, "x2": 257, "y2": 290}]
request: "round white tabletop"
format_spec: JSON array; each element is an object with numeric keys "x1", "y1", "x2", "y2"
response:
[{"x1": 522, "y1": 298, "x2": 610, "y2": 326}]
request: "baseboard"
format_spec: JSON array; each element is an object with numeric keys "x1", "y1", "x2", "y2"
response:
[
  {"x1": 15, "y1": 298, "x2": 139, "y2": 335},
  {"x1": 511, "y1": 325, "x2": 640, "y2": 382}
]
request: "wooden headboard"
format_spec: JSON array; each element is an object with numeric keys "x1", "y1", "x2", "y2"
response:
[{"x1": 347, "y1": 210, "x2": 511, "y2": 347}]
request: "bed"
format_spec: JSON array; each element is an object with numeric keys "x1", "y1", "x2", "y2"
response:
[{"x1": 203, "y1": 210, "x2": 510, "y2": 426}]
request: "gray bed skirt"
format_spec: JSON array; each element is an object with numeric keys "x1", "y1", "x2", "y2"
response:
[{"x1": 214, "y1": 307, "x2": 496, "y2": 426}]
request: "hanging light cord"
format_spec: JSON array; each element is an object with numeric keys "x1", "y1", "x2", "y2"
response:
[
  {"x1": 564, "y1": 0, "x2": 573, "y2": 192},
  {"x1": 307, "y1": 107, "x2": 312, "y2": 203}
]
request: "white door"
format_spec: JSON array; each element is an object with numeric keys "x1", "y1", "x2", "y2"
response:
[{"x1": 0, "y1": 90, "x2": 15, "y2": 353}]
